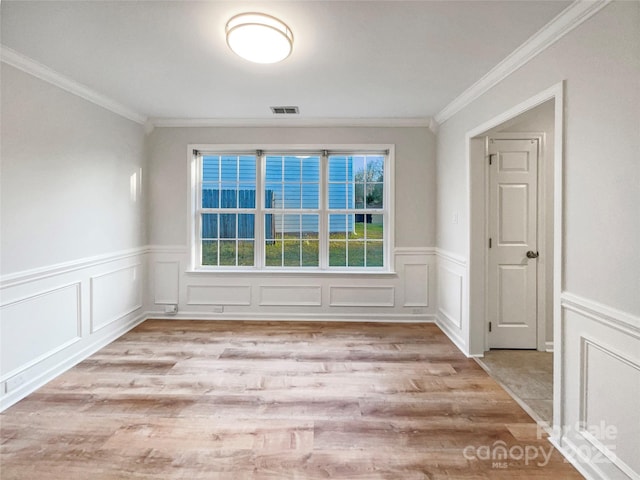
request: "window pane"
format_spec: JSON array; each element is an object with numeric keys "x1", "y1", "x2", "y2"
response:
[
  {"x1": 352, "y1": 156, "x2": 365, "y2": 181},
  {"x1": 302, "y1": 215, "x2": 318, "y2": 239},
  {"x1": 283, "y1": 184, "x2": 301, "y2": 209},
  {"x1": 265, "y1": 241, "x2": 281, "y2": 266},
  {"x1": 219, "y1": 214, "x2": 236, "y2": 239},
  {"x1": 366, "y1": 241, "x2": 384, "y2": 267},
  {"x1": 301, "y1": 240, "x2": 319, "y2": 266},
  {"x1": 220, "y1": 156, "x2": 237, "y2": 181},
  {"x1": 202, "y1": 240, "x2": 218, "y2": 265},
  {"x1": 265, "y1": 214, "x2": 278, "y2": 241},
  {"x1": 202, "y1": 214, "x2": 218, "y2": 239},
  {"x1": 282, "y1": 214, "x2": 300, "y2": 239},
  {"x1": 283, "y1": 156, "x2": 301, "y2": 182},
  {"x1": 302, "y1": 157, "x2": 320, "y2": 181},
  {"x1": 366, "y1": 215, "x2": 384, "y2": 239},
  {"x1": 301, "y1": 183, "x2": 319, "y2": 209},
  {"x1": 237, "y1": 241, "x2": 254, "y2": 266},
  {"x1": 328, "y1": 183, "x2": 347, "y2": 209},
  {"x1": 329, "y1": 241, "x2": 346, "y2": 266},
  {"x1": 202, "y1": 185, "x2": 219, "y2": 208},
  {"x1": 348, "y1": 241, "x2": 365, "y2": 267},
  {"x1": 264, "y1": 183, "x2": 281, "y2": 209},
  {"x1": 202, "y1": 156, "x2": 220, "y2": 182},
  {"x1": 366, "y1": 183, "x2": 384, "y2": 208},
  {"x1": 328, "y1": 156, "x2": 347, "y2": 182},
  {"x1": 354, "y1": 183, "x2": 365, "y2": 209},
  {"x1": 219, "y1": 183, "x2": 236, "y2": 208},
  {"x1": 367, "y1": 156, "x2": 384, "y2": 182},
  {"x1": 329, "y1": 214, "x2": 347, "y2": 239},
  {"x1": 283, "y1": 241, "x2": 300, "y2": 267},
  {"x1": 353, "y1": 214, "x2": 366, "y2": 238},
  {"x1": 238, "y1": 214, "x2": 255, "y2": 239},
  {"x1": 219, "y1": 240, "x2": 236, "y2": 265},
  {"x1": 238, "y1": 155, "x2": 256, "y2": 181},
  {"x1": 265, "y1": 156, "x2": 283, "y2": 181},
  {"x1": 238, "y1": 184, "x2": 256, "y2": 208}
]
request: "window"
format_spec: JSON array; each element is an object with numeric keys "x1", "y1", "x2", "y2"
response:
[
  {"x1": 199, "y1": 154, "x2": 257, "y2": 267},
  {"x1": 264, "y1": 154, "x2": 321, "y2": 267},
  {"x1": 191, "y1": 146, "x2": 393, "y2": 271}
]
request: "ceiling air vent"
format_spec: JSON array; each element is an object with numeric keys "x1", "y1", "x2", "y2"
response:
[{"x1": 270, "y1": 106, "x2": 299, "y2": 115}]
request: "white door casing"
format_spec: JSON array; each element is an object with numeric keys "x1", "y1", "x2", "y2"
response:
[{"x1": 488, "y1": 138, "x2": 539, "y2": 349}]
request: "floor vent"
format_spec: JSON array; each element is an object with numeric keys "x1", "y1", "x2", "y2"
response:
[{"x1": 270, "y1": 106, "x2": 299, "y2": 115}]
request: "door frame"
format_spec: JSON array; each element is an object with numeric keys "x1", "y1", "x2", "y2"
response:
[
  {"x1": 465, "y1": 81, "x2": 564, "y2": 427},
  {"x1": 485, "y1": 133, "x2": 546, "y2": 350}
]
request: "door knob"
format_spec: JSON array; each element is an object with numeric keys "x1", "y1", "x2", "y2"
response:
[{"x1": 526, "y1": 251, "x2": 539, "y2": 259}]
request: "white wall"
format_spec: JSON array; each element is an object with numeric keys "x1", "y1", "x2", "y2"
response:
[
  {"x1": 1, "y1": 65, "x2": 147, "y2": 274},
  {"x1": 436, "y1": 2, "x2": 640, "y2": 479},
  {"x1": 0, "y1": 64, "x2": 149, "y2": 409},
  {"x1": 146, "y1": 126, "x2": 437, "y2": 321}
]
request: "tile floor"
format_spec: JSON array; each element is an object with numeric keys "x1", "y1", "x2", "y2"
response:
[{"x1": 475, "y1": 350, "x2": 553, "y2": 425}]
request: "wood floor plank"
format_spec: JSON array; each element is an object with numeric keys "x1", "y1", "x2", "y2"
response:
[{"x1": 0, "y1": 320, "x2": 583, "y2": 479}]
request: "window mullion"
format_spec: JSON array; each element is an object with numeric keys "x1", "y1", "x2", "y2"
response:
[
  {"x1": 319, "y1": 151, "x2": 328, "y2": 270},
  {"x1": 255, "y1": 152, "x2": 264, "y2": 268}
]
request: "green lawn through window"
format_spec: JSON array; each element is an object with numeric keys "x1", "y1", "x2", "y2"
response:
[{"x1": 202, "y1": 222, "x2": 383, "y2": 267}]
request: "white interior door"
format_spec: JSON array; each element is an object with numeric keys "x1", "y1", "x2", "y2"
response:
[{"x1": 488, "y1": 138, "x2": 539, "y2": 349}]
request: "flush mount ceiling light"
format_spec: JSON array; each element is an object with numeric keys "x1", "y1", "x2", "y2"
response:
[{"x1": 226, "y1": 13, "x2": 293, "y2": 64}]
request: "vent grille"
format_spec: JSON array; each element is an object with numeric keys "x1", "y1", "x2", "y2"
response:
[{"x1": 270, "y1": 106, "x2": 299, "y2": 115}]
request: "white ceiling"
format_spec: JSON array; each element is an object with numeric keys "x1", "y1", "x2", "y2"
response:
[{"x1": 1, "y1": 1, "x2": 572, "y2": 122}]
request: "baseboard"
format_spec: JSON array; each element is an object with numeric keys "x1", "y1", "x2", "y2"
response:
[
  {"x1": 145, "y1": 311, "x2": 437, "y2": 323},
  {"x1": 0, "y1": 312, "x2": 146, "y2": 412},
  {"x1": 435, "y1": 313, "x2": 468, "y2": 356},
  {"x1": 546, "y1": 341, "x2": 554, "y2": 352},
  {"x1": 548, "y1": 436, "x2": 613, "y2": 480}
]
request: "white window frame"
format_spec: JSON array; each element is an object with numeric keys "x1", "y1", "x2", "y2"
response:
[{"x1": 188, "y1": 144, "x2": 395, "y2": 273}]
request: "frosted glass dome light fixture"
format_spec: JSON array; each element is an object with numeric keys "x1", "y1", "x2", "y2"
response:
[{"x1": 226, "y1": 13, "x2": 293, "y2": 64}]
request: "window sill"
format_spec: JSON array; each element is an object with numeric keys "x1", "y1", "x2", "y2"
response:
[{"x1": 186, "y1": 268, "x2": 397, "y2": 277}]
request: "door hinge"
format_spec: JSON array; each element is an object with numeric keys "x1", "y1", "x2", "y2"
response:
[
  {"x1": 489, "y1": 321, "x2": 492, "y2": 333},
  {"x1": 489, "y1": 154, "x2": 496, "y2": 165},
  {"x1": 489, "y1": 238, "x2": 492, "y2": 248}
]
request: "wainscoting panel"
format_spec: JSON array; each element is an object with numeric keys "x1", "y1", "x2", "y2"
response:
[
  {"x1": 154, "y1": 261, "x2": 180, "y2": 304},
  {"x1": 149, "y1": 246, "x2": 436, "y2": 321},
  {"x1": 403, "y1": 264, "x2": 429, "y2": 307},
  {"x1": 259, "y1": 285, "x2": 322, "y2": 306},
  {"x1": 0, "y1": 283, "x2": 81, "y2": 377},
  {"x1": 0, "y1": 247, "x2": 147, "y2": 411},
  {"x1": 581, "y1": 338, "x2": 640, "y2": 477},
  {"x1": 90, "y1": 263, "x2": 143, "y2": 333},
  {"x1": 437, "y1": 266, "x2": 462, "y2": 328},
  {"x1": 559, "y1": 293, "x2": 640, "y2": 480},
  {"x1": 187, "y1": 285, "x2": 252, "y2": 306},
  {"x1": 435, "y1": 249, "x2": 467, "y2": 354},
  {"x1": 329, "y1": 286, "x2": 395, "y2": 307}
]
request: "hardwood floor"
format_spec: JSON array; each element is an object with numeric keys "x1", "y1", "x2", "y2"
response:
[{"x1": 0, "y1": 320, "x2": 582, "y2": 479}]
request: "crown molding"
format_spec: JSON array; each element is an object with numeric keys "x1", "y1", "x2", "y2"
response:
[
  {"x1": 150, "y1": 116, "x2": 433, "y2": 129},
  {"x1": 1, "y1": 45, "x2": 147, "y2": 125},
  {"x1": 434, "y1": 0, "x2": 611, "y2": 125}
]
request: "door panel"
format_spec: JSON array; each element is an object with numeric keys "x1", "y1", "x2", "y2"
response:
[
  {"x1": 498, "y1": 265, "x2": 529, "y2": 326},
  {"x1": 499, "y1": 184, "x2": 529, "y2": 244},
  {"x1": 488, "y1": 138, "x2": 538, "y2": 349}
]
